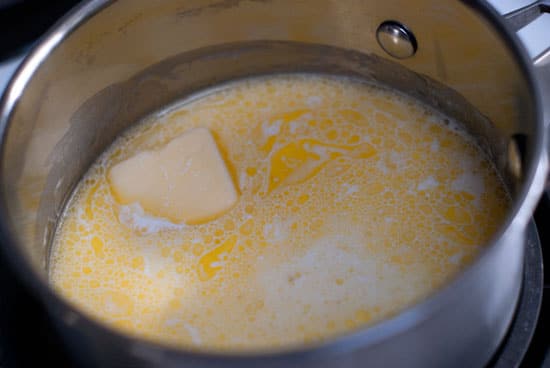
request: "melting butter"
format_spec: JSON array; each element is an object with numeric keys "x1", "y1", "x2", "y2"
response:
[
  {"x1": 50, "y1": 74, "x2": 509, "y2": 351},
  {"x1": 109, "y1": 127, "x2": 238, "y2": 224}
]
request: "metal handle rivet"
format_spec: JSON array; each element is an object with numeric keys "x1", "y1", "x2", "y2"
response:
[{"x1": 376, "y1": 21, "x2": 417, "y2": 59}]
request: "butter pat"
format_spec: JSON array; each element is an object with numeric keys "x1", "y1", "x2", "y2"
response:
[{"x1": 108, "y1": 127, "x2": 238, "y2": 224}]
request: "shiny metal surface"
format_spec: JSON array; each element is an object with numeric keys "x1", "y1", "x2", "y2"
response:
[
  {"x1": 503, "y1": 0, "x2": 550, "y2": 194},
  {"x1": 502, "y1": 0, "x2": 550, "y2": 67},
  {"x1": 376, "y1": 21, "x2": 417, "y2": 59},
  {"x1": 0, "y1": 0, "x2": 547, "y2": 367},
  {"x1": 490, "y1": 220, "x2": 543, "y2": 367},
  {"x1": 504, "y1": 0, "x2": 550, "y2": 31}
]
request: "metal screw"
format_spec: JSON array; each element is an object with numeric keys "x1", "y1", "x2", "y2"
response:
[{"x1": 376, "y1": 21, "x2": 417, "y2": 59}]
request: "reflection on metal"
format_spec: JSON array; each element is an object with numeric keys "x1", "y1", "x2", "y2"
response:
[
  {"x1": 376, "y1": 21, "x2": 417, "y2": 59},
  {"x1": 490, "y1": 220, "x2": 543, "y2": 367},
  {"x1": 507, "y1": 134, "x2": 524, "y2": 185}
]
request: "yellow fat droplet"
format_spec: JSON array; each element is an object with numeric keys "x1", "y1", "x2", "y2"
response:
[
  {"x1": 84, "y1": 182, "x2": 100, "y2": 220},
  {"x1": 130, "y1": 256, "x2": 145, "y2": 271},
  {"x1": 101, "y1": 291, "x2": 134, "y2": 317},
  {"x1": 272, "y1": 109, "x2": 311, "y2": 124},
  {"x1": 268, "y1": 139, "x2": 376, "y2": 191},
  {"x1": 91, "y1": 236, "x2": 104, "y2": 257},
  {"x1": 198, "y1": 235, "x2": 238, "y2": 281},
  {"x1": 339, "y1": 109, "x2": 366, "y2": 124},
  {"x1": 443, "y1": 206, "x2": 472, "y2": 224}
]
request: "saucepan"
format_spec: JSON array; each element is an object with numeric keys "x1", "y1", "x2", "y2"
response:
[{"x1": 0, "y1": 0, "x2": 549, "y2": 367}]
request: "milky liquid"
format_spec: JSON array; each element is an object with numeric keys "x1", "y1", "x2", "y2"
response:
[{"x1": 50, "y1": 74, "x2": 509, "y2": 350}]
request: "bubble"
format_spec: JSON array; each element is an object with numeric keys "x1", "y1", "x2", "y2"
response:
[{"x1": 49, "y1": 73, "x2": 509, "y2": 351}]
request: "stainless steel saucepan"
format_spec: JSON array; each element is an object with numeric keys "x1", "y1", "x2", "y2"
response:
[{"x1": 0, "y1": 1, "x2": 549, "y2": 367}]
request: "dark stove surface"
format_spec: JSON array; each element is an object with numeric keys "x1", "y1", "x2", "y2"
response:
[
  {"x1": 491, "y1": 211, "x2": 548, "y2": 368},
  {"x1": 0, "y1": 256, "x2": 74, "y2": 367},
  {"x1": 525, "y1": 197, "x2": 550, "y2": 368},
  {"x1": 0, "y1": 0, "x2": 81, "y2": 61}
]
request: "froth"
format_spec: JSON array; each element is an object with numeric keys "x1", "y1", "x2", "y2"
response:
[
  {"x1": 50, "y1": 73, "x2": 509, "y2": 351},
  {"x1": 119, "y1": 203, "x2": 186, "y2": 235}
]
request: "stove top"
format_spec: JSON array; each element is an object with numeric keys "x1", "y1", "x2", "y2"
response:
[{"x1": 0, "y1": 1, "x2": 549, "y2": 367}]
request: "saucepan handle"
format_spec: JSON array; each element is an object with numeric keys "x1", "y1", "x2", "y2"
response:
[{"x1": 502, "y1": 1, "x2": 550, "y2": 190}]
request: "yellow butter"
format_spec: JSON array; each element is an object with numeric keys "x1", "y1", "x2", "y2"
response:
[
  {"x1": 108, "y1": 127, "x2": 237, "y2": 224},
  {"x1": 51, "y1": 75, "x2": 510, "y2": 351}
]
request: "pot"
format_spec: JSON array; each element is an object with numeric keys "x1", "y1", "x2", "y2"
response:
[{"x1": 0, "y1": 1, "x2": 548, "y2": 367}]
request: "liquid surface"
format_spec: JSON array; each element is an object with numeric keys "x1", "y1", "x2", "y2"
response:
[{"x1": 50, "y1": 74, "x2": 509, "y2": 350}]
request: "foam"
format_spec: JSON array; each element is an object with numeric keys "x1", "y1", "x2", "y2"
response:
[
  {"x1": 49, "y1": 73, "x2": 509, "y2": 351},
  {"x1": 118, "y1": 203, "x2": 186, "y2": 235},
  {"x1": 417, "y1": 176, "x2": 439, "y2": 191}
]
